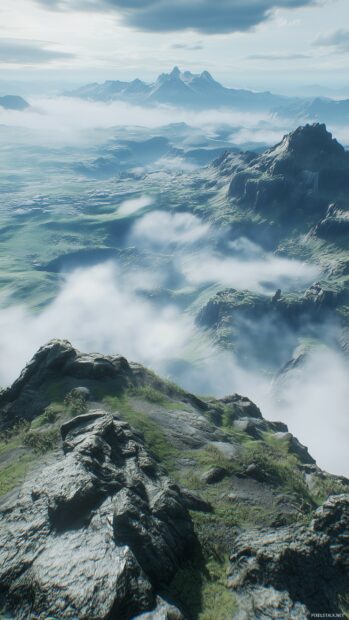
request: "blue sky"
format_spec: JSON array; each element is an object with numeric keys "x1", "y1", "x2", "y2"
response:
[{"x1": 0, "y1": 0, "x2": 348, "y2": 94}]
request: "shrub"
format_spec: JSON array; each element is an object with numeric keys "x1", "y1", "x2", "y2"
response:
[
  {"x1": 23, "y1": 428, "x2": 60, "y2": 454},
  {"x1": 64, "y1": 391, "x2": 88, "y2": 417},
  {"x1": 31, "y1": 405, "x2": 61, "y2": 429},
  {"x1": 169, "y1": 554, "x2": 236, "y2": 620}
]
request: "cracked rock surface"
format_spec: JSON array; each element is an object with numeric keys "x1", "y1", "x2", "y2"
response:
[
  {"x1": 0, "y1": 412, "x2": 195, "y2": 619},
  {"x1": 229, "y1": 494, "x2": 349, "y2": 618}
]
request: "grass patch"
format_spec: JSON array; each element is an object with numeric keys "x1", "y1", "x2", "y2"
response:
[
  {"x1": 30, "y1": 403, "x2": 63, "y2": 429},
  {"x1": 241, "y1": 441, "x2": 314, "y2": 507},
  {"x1": 130, "y1": 385, "x2": 167, "y2": 404},
  {"x1": 162, "y1": 377, "x2": 186, "y2": 397},
  {"x1": 22, "y1": 427, "x2": 60, "y2": 454},
  {"x1": 168, "y1": 553, "x2": 236, "y2": 620},
  {"x1": 103, "y1": 395, "x2": 178, "y2": 470},
  {"x1": 195, "y1": 445, "x2": 238, "y2": 474},
  {"x1": 339, "y1": 593, "x2": 349, "y2": 619},
  {"x1": 312, "y1": 476, "x2": 349, "y2": 506},
  {"x1": 0, "y1": 455, "x2": 34, "y2": 497}
]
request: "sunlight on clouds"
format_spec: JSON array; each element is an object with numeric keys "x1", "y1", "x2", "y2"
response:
[{"x1": 118, "y1": 195, "x2": 153, "y2": 216}]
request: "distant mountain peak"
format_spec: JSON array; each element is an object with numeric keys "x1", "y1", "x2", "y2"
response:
[
  {"x1": 0, "y1": 95, "x2": 29, "y2": 111},
  {"x1": 200, "y1": 70, "x2": 214, "y2": 81},
  {"x1": 170, "y1": 66, "x2": 181, "y2": 78}
]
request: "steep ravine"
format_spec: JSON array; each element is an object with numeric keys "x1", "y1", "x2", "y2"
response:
[{"x1": 0, "y1": 340, "x2": 348, "y2": 619}]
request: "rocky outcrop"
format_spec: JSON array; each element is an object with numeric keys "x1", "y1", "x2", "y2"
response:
[
  {"x1": 0, "y1": 340, "x2": 135, "y2": 429},
  {"x1": 196, "y1": 284, "x2": 345, "y2": 370},
  {"x1": 229, "y1": 494, "x2": 349, "y2": 618},
  {"x1": 220, "y1": 124, "x2": 349, "y2": 224},
  {"x1": 0, "y1": 412, "x2": 195, "y2": 619},
  {"x1": 196, "y1": 284, "x2": 342, "y2": 331},
  {"x1": 312, "y1": 202, "x2": 349, "y2": 240}
]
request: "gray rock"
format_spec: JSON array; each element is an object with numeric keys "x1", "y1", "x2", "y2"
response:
[
  {"x1": 232, "y1": 586, "x2": 308, "y2": 620},
  {"x1": 180, "y1": 489, "x2": 213, "y2": 513},
  {"x1": 208, "y1": 440, "x2": 240, "y2": 459},
  {"x1": 218, "y1": 394, "x2": 263, "y2": 420},
  {"x1": 273, "y1": 431, "x2": 315, "y2": 464},
  {"x1": 229, "y1": 494, "x2": 349, "y2": 617},
  {"x1": 0, "y1": 412, "x2": 196, "y2": 619},
  {"x1": 0, "y1": 340, "x2": 134, "y2": 429},
  {"x1": 201, "y1": 466, "x2": 227, "y2": 484},
  {"x1": 71, "y1": 386, "x2": 92, "y2": 400},
  {"x1": 134, "y1": 596, "x2": 186, "y2": 619}
]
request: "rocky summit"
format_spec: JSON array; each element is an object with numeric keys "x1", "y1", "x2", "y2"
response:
[
  {"x1": 217, "y1": 123, "x2": 349, "y2": 222},
  {"x1": 0, "y1": 340, "x2": 349, "y2": 619}
]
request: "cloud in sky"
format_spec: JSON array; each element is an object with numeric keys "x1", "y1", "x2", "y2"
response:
[
  {"x1": 0, "y1": 38, "x2": 75, "y2": 65},
  {"x1": 247, "y1": 52, "x2": 310, "y2": 60},
  {"x1": 314, "y1": 29, "x2": 349, "y2": 52},
  {"x1": 35, "y1": 0, "x2": 319, "y2": 34},
  {"x1": 172, "y1": 43, "x2": 204, "y2": 51}
]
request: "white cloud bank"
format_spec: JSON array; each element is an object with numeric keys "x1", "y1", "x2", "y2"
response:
[
  {"x1": 0, "y1": 262, "x2": 193, "y2": 386},
  {"x1": 0, "y1": 253, "x2": 346, "y2": 476}
]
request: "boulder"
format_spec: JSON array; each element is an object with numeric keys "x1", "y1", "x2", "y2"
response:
[
  {"x1": 201, "y1": 466, "x2": 227, "y2": 484},
  {"x1": 0, "y1": 412, "x2": 196, "y2": 619}
]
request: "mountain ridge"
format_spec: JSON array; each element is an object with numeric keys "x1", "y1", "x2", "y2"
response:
[{"x1": 65, "y1": 67, "x2": 349, "y2": 124}]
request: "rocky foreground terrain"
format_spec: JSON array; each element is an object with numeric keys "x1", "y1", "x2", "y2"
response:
[{"x1": 0, "y1": 340, "x2": 348, "y2": 619}]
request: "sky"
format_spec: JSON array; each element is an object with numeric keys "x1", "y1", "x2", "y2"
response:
[{"x1": 0, "y1": 0, "x2": 348, "y2": 95}]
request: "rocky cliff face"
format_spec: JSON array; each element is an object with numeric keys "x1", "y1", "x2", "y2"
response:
[
  {"x1": 216, "y1": 124, "x2": 349, "y2": 224},
  {"x1": 230, "y1": 494, "x2": 349, "y2": 618},
  {"x1": 0, "y1": 411, "x2": 194, "y2": 619},
  {"x1": 0, "y1": 341, "x2": 348, "y2": 619}
]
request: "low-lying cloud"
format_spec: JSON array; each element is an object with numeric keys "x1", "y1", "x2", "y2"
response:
[
  {"x1": 118, "y1": 195, "x2": 153, "y2": 216},
  {"x1": 267, "y1": 347, "x2": 349, "y2": 476},
  {"x1": 0, "y1": 259, "x2": 347, "y2": 477},
  {"x1": 0, "y1": 262, "x2": 193, "y2": 386},
  {"x1": 0, "y1": 95, "x2": 288, "y2": 146},
  {"x1": 130, "y1": 211, "x2": 211, "y2": 246},
  {"x1": 179, "y1": 249, "x2": 319, "y2": 292}
]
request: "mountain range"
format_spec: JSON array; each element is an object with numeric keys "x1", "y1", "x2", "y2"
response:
[{"x1": 66, "y1": 66, "x2": 349, "y2": 124}]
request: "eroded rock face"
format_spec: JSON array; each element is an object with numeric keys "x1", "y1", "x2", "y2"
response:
[
  {"x1": 0, "y1": 340, "x2": 134, "y2": 429},
  {"x1": 221, "y1": 123, "x2": 349, "y2": 223},
  {"x1": 0, "y1": 412, "x2": 195, "y2": 619},
  {"x1": 312, "y1": 202, "x2": 349, "y2": 240},
  {"x1": 229, "y1": 494, "x2": 349, "y2": 618}
]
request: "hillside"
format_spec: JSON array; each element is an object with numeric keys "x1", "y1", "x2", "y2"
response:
[{"x1": 0, "y1": 340, "x2": 348, "y2": 619}]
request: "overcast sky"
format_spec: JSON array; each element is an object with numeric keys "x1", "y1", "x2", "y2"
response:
[{"x1": 0, "y1": 0, "x2": 348, "y2": 94}]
